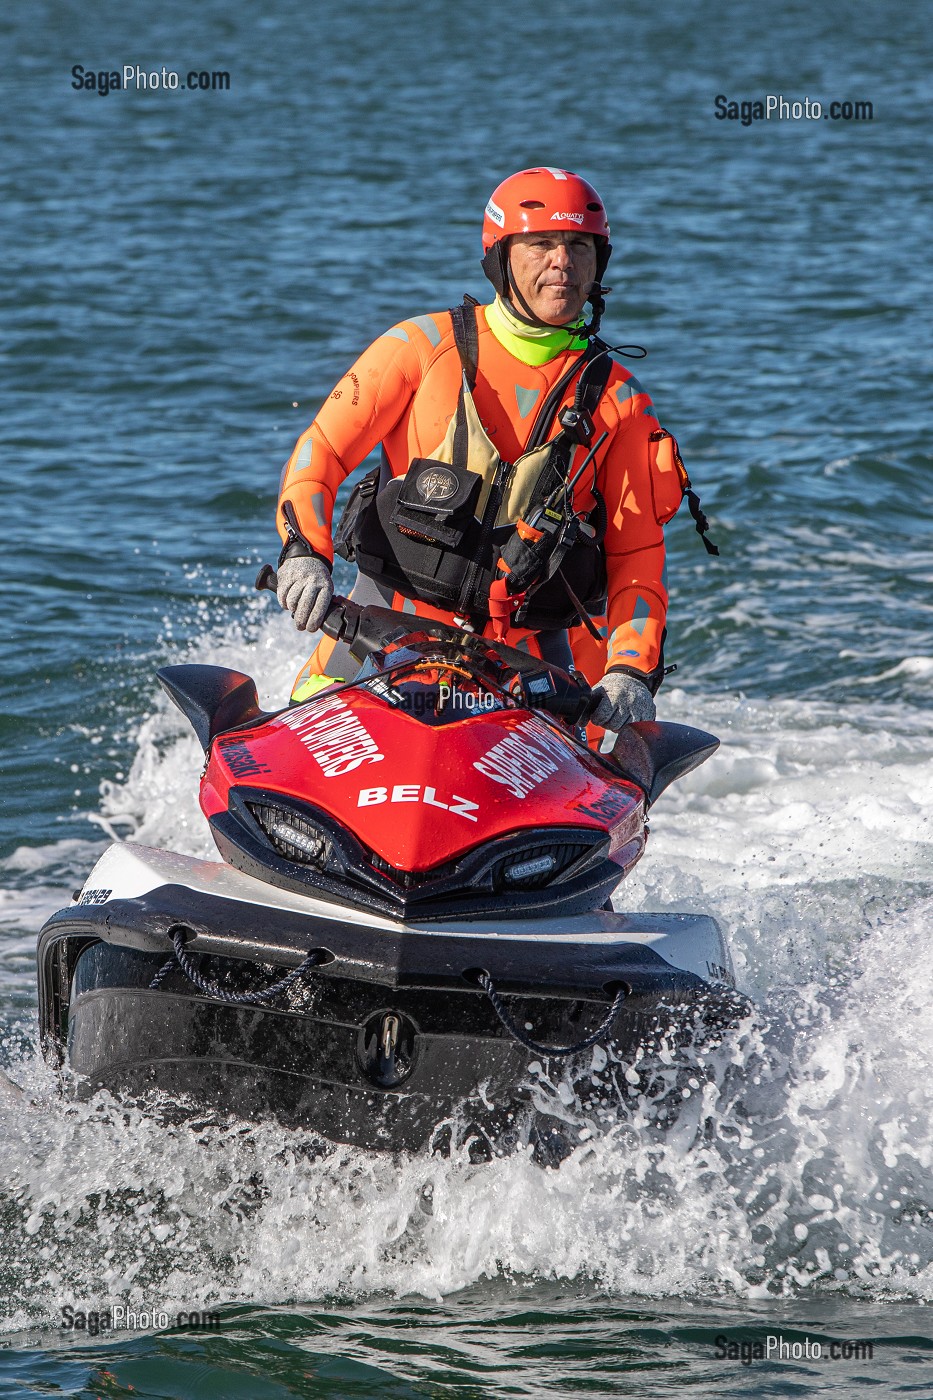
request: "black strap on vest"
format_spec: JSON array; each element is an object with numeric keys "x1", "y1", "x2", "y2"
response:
[
  {"x1": 523, "y1": 338, "x2": 610, "y2": 453},
  {"x1": 448, "y1": 299, "x2": 481, "y2": 471},
  {"x1": 447, "y1": 300, "x2": 613, "y2": 460},
  {"x1": 448, "y1": 298, "x2": 480, "y2": 391}
]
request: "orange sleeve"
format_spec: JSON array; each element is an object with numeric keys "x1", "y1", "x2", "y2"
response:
[
  {"x1": 598, "y1": 383, "x2": 682, "y2": 678},
  {"x1": 276, "y1": 322, "x2": 429, "y2": 561}
]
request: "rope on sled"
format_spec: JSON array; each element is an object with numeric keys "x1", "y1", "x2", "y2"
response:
[
  {"x1": 149, "y1": 924, "x2": 326, "y2": 1005},
  {"x1": 474, "y1": 969, "x2": 626, "y2": 1058}
]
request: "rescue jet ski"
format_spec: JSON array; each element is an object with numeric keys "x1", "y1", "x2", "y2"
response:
[{"x1": 37, "y1": 596, "x2": 742, "y2": 1157}]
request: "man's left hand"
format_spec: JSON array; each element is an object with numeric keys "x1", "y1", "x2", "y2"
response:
[{"x1": 590, "y1": 671, "x2": 656, "y2": 730}]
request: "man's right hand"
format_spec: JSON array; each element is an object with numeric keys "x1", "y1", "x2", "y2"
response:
[{"x1": 276, "y1": 556, "x2": 334, "y2": 632}]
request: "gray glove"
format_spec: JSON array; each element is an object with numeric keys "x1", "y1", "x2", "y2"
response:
[
  {"x1": 590, "y1": 671, "x2": 656, "y2": 730},
  {"x1": 276, "y1": 555, "x2": 334, "y2": 632}
]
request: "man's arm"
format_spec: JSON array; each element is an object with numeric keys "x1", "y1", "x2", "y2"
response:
[
  {"x1": 599, "y1": 398, "x2": 686, "y2": 682},
  {"x1": 276, "y1": 325, "x2": 423, "y2": 562}
]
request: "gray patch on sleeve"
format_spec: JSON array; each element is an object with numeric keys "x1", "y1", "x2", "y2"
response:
[
  {"x1": 616, "y1": 375, "x2": 647, "y2": 402},
  {"x1": 407, "y1": 315, "x2": 442, "y2": 348},
  {"x1": 291, "y1": 437, "x2": 313, "y2": 473},
  {"x1": 630, "y1": 595, "x2": 652, "y2": 634}
]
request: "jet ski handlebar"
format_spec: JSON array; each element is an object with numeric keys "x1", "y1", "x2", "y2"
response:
[
  {"x1": 255, "y1": 565, "x2": 599, "y2": 725},
  {"x1": 253, "y1": 566, "x2": 366, "y2": 648}
]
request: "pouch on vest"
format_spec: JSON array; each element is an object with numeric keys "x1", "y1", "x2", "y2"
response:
[
  {"x1": 498, "y1": 519, "x2": 563, "y2": 597},
  {"x1": 334, "y1": 463, "x2": 380, "y2": 563},
  {"x1": 346, "y1": 450, "x2": 489, "y2": 611},
  {"x1": 389, "y1": 458, "x2": 481, "y2": 548},
  {"x1": 509, "y1": 517, "x2": 607, "y2": 630}
]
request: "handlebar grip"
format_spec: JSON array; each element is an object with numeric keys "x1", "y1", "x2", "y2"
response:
[
  {"x1": 538, "y1": 690, "x2": 599, "y2": 726},
  {"x1": 579, "y1": 689, "x2": 603, "y2": 724},
  {"x1": 255, "y1": 565, "x2": 349, "y2": 640}
]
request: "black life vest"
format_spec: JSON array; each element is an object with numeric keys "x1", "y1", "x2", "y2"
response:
[{"x1": 334, "y1": 299, "x2": 615, "y2": 630}]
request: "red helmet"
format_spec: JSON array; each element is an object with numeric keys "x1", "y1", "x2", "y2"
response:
[
  {"x1": 482, "y1": 167, "x2": 610, "y2": 252},
  {"x1": 480, "y1": 168, "x2": 612, "y2": 326}
]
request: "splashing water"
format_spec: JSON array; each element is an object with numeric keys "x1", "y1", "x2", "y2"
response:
[{"x1": 1, "y1": 601, "x2": 932, "y2": 1333}]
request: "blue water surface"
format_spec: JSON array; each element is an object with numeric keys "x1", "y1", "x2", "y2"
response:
[{"x1": 1, "y1": 0, "x2": 931, "y2": 1393}]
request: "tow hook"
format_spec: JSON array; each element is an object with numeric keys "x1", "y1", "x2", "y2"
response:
[
  {"x1": 358, "y1": 1010, "x2": 417, "y2": 1089},
  {"x1": 378, "y1": 1014, "x2": 400, "y2": 1080}
]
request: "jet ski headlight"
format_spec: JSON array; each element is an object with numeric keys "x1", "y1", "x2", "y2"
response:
[
  {"x1": 503, "y1": 854, "x2": 556, "y2": 884},
  {"x1": 491, "y1": 836, "x2": 602, "y2": 891},
  {"x1": 269, "y1": 820, "x2": 327, "y2": 861},
  {"x1": 249, "y1": 802, "x2": 332, "y2": 868}
]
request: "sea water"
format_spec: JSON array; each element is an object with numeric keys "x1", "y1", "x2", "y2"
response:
[{"x1": 1, "y1": 0, "x2": 931, "y2": 1393}]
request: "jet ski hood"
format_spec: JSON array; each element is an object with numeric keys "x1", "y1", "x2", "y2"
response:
[{"x1": 200, "y1": 685, "x2": 644, "y2": 873}]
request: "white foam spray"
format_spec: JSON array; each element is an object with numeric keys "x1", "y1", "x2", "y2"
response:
[{"x1": 2, "y1": 604, "x2": 932, "y2": 1325}]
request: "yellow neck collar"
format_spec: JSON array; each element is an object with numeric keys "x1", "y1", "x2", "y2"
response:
[{"x1": 485, "y1": 296, "x2": 587, "y2": 366}]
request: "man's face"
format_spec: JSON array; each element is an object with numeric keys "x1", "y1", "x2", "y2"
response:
[{"x1": 507, "y1": 231, "x2": 598, "y2": 326}]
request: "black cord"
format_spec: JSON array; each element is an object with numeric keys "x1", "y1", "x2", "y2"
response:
[
  {"x1": 148, "y1": 925, "x2": 326, "y2": 1006},
  {"x1": 475, "y1": 969, "x2": 626, "y2": 1058}
]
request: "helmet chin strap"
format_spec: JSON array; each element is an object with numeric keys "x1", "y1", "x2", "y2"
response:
[
  {"x1": 505, "y1": 263, "x2": 561, "y2": 329},
  {"x1": 480, "y1": 240, "x2": 610, "y2": 338}
]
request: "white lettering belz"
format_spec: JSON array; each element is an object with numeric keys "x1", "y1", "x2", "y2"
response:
[{"x1": 356, "y1": 786, "x2": 478, "y2": 821}]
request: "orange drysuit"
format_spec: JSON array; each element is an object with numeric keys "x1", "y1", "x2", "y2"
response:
[{"x1": 277, "y1": 304, "x2": 686, "y2": 683}]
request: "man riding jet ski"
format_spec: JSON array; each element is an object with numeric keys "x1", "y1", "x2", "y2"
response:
[
  {"x1": 274, "y1": 166, "x2": 716, "y2": 719},
  {"x1": 34, "y1": 171, "x2": 731, "y2": 1160}
]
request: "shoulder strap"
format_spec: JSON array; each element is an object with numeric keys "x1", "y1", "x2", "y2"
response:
[
  {"x1": 523, "y1": 339, "x2": 613, "y2": 453},
  {"x1": 577, "y1": 341, "x2": 615, "y2": 419},
  {"x1": 448, "y1": 297, "x2": 480, "y2": 391},
  {"x1": 447, "y1": 297, "x2": 481, "y2": 471}
]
